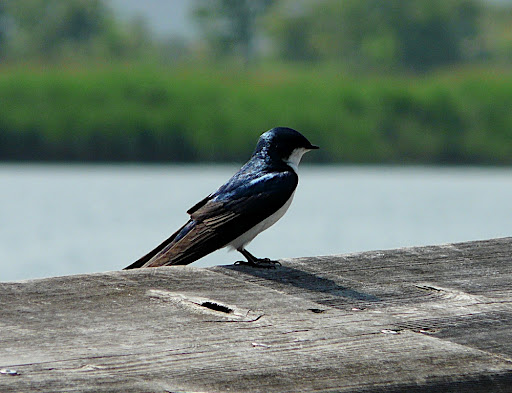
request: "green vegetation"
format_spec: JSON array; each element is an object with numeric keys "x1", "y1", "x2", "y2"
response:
[
  {"x1": 1, "y1": 1, "x2": 511, "y2": 165},
  {"x1": 1, "y1": 66, "x2": 511, "y2": 164},
  {"x1": 0, "y1": 0, "x2": 159, "y2": 63},
  {"x1": 267, "y1": 0, "x2": 483, "y2": 72},
  {"x1": 3, "y1": 0, "x2": 512, "y2": 71}
]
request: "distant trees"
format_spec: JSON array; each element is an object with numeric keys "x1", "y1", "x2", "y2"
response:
[
  {"x1": 3, "y1": 0, "x2": 106, "y2": 59},
  {"x1": 266, "y1": 0, "x2": 482, "y2": 72},
  {"x1": 192, "y1": 0, "x2": 276, "y2": 66},
  {"x1": 481, "y1": 1, "x2": 512, "y2": 65},
  {"x1": 0, "y1": 0, "x2": 511, "y2": 73},
  {"x1": 23, "y1": 1, "x2": 105, "y2": 57},
  {"x1": 0, "y1": 3, "x2": 6, "y2": 59},
  {"x1": 0, "y1": 0, "x2": 158, "y2": 62}
]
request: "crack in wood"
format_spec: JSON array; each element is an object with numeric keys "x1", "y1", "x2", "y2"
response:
[{"x1": 147, "y1": 289, "x2": 263, "y2": 322}]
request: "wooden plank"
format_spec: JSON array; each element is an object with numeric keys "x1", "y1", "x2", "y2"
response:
[{"x1": 1, "y1": 237, "x2": 511, "y2": 392}]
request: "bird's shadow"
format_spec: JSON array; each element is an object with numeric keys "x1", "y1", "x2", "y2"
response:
[{"x1": 221, "y1": 264, "x2": 380, "y2": 303}]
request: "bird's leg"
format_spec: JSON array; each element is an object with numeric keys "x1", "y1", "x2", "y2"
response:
[{"x1": 235, "y1": 249, "x2": 281, "y2": 269}]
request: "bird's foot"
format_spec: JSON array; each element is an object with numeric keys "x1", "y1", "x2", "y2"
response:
[{"x1": 234, "y1": 258, "x2": 281, "y2": 269}]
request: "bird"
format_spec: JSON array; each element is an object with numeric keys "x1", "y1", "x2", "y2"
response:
[{"x1": 124, "y1": 127, "x2": 319, "y2": 270}]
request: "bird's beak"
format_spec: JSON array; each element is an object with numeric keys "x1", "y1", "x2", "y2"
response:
[{"x1": 309, "y1": 144, "x2": 320, "y2": 150}]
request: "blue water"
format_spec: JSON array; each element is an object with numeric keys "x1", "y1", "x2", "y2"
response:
[{"x1": 1, "y1": 164, "x2": 511, "y2": 282}]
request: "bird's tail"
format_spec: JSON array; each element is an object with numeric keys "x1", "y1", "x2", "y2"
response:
[{"x1": 123, "y1": 221, "x2": 192, "y2": 270}]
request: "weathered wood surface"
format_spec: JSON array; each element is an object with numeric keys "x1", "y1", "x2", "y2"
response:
[{"x1": 1, "y1": 237, "x2": 512, "y2": 392}]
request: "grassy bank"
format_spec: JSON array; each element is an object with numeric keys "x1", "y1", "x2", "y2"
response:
[{"x1": 1, "y1": 65, "x2": 511, "y2": 164}]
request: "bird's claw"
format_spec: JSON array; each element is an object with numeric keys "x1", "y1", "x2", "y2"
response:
[{"x1": 234, "y1": 258, "x2": 281, "y2": 269}]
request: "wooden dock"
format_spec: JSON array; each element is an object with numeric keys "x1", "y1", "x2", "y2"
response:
[{"x1": 1, "y1": 237, "x2": 512, "y2": 392}]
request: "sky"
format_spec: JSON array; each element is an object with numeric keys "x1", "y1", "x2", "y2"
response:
[{"x1": 107, "y1": 0, "x2": 196, "y2": 38}]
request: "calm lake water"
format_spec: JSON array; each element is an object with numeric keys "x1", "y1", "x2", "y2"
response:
[{"x1": 1, "y1": 164, "x2": 511, "y2": 282}]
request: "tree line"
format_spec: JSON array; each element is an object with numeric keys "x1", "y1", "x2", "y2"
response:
[{"x1": 1, "y1": 0, "x2": 512, "y2": 72}]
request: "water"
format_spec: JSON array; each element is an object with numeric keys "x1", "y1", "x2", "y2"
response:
[{"x1": 1, "y1": 164, "x2": 511, "y2": 282}]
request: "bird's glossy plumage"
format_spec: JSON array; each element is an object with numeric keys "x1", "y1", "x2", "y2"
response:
[{"x1": 124, "y1": 127, "x2": 318, "y2": 269}]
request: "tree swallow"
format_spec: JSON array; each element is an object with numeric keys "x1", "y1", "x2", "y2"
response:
[{"x1": 124, "y1": 127, "x2": 319, "y2": 270}]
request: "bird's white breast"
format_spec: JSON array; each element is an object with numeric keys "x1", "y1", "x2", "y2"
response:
[{"x1": 227, "y1": 191, "x2": 295, "y2": 251}]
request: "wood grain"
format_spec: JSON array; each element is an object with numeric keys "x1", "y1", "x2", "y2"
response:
[{"x1": 1, "y1": 237, "x2": 511, "y2": 392}]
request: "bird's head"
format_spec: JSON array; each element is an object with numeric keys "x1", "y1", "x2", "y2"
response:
[{"x1": 254, "y1": 127, "x2": 319, "y2": 171}]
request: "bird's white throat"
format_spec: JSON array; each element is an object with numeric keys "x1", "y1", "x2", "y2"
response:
[{"x1": 285, "y1": 147, "x2": 309, "y2": 172}]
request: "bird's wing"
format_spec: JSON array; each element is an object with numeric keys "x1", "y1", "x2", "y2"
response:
[{"x1": 136, "y1": 170, "x2": 298, "y2": 267}]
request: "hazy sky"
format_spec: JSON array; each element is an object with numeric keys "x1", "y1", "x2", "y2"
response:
[{"x1": 108, "y1": 0, "x2": 196, "y2": 38}]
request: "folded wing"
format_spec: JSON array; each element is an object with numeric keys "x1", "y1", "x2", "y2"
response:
[{"x1": 124, "y1": 169, "x2": 297, "y2": 269}]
